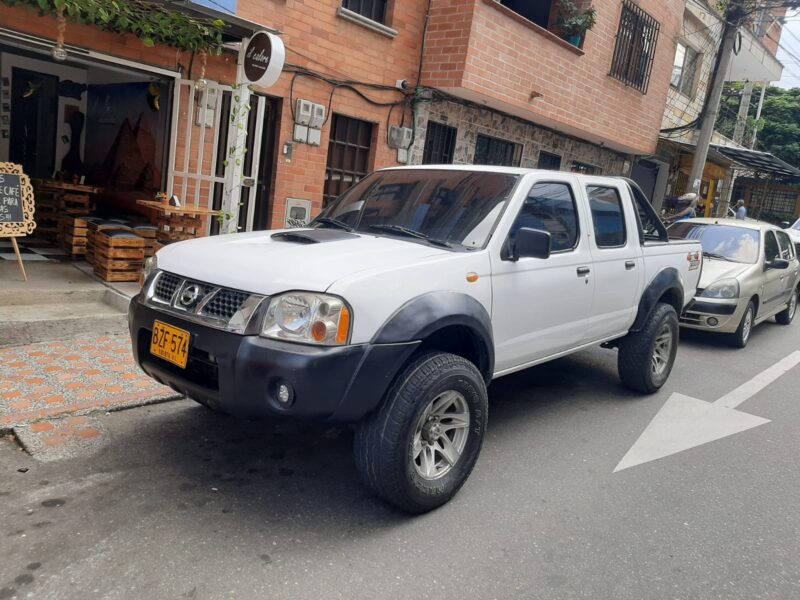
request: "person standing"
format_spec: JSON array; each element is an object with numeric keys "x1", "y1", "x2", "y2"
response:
[
  {"x1": 669, "y1": 193, "x2": 699, "y2": 222},
  {"x1": 735, "y1": 199, "x2": 747, "y2": 220}
]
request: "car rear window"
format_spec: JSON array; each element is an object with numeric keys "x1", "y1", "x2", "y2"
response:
[{"x1": 668, "y1": 222, "x2": 760, "y2": 263}]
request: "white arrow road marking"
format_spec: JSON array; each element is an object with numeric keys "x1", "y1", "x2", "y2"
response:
[{"x1": 614, "y1": 350, "x2": 800, "y2": 473}]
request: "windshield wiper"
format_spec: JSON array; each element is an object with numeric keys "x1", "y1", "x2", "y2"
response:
[
  {"x1": 368, "y1": 224, "x2": 453, "y2": 248},
  {"x1": 313, "y1": 217, "x2": 352, "y2": 231},
  {"x1": 703, "y1": 251, "x2": 734, "y2": 262}
]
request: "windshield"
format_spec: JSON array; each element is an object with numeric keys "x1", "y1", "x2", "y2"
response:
[
  {"x1": 792, "y1": 219, "x2": 800, "y2": 231},
  {"x1": 313, "y1": 169, "x2": 519, "y2": 249},
  {"x1": 668, "y1": 222, "x2": 760, "y2": 263}
]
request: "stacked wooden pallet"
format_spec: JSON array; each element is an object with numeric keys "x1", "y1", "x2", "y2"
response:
[
  {"x1": 156, "y1": 213, "x2": 205, "y2": 243},
  {"x1": 33, "y1": 181, "x2": 101, "y2": 241},
  {"x1": 91, "y1": 230, "x2": 146, "y2": 282},
  {"x1": 132, "y1": 224, "x2": 159, "y2": 258},
  {"x1": 57, "y1": 215, "x2": 89, "y2": 257}
]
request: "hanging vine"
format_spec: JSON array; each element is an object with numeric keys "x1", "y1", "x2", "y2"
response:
[{"x1": 1, "y1": 0, "x2": 226, "y2": 53}]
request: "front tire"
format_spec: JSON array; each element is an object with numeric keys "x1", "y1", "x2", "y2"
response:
[
  {"x1": 618, "y1": 303, "x2": 679, "y2": 394},
  {"x1": 730, "y1": 301, "x2": 755, "y2": 348},
  {"x1": 775, "y1": 288, "x2": 798, "y2": 325},
  {"x1": 354, "y1": 352, "x2": 488, "y2": 514}
]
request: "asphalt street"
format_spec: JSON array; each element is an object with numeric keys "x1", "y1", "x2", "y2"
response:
[{"x1": 1, "y1": 318, "x2": 799, "y2": 600}]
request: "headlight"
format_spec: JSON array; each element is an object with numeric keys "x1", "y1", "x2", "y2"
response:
[
  {"x1": 701, "y1": 278, "x2": 739, "y2": 299},
  {"x1": 261, "y1": 292, "x2": 352, "y2": 346},
  {"x1": 142, "y1": 255, "x2": 158, "y2": 282}
]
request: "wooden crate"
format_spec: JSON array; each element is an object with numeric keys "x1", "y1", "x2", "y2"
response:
[
  {"x1": 93, "y1": 267, "x2": 142, "y2": 282},
  {"x1": 94, "y1": 231, "x2": 145, "y2": 249},
  {"x1": 94, "y1": 246, "x2": 145, "y2": 260}
]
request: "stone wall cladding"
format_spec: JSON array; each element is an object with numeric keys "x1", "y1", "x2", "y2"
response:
[{"x1": 411, "y1": 99, "x2": 629, "y2": 175}]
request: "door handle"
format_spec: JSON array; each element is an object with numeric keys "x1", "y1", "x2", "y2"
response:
[
  {"x1": 625, "y1": 260, "x2": 636, "y2": 270},
  {"x1": 577, "y1": 267, "x2": 591, "y2": 276}
]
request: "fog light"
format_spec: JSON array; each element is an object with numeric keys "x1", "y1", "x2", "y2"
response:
[
  {"x1": 707, "y1": 317, "x2": 719, "y2": 327},
  {"x1": 276, "y1": 383, "x2": 292, "y2": 405}
]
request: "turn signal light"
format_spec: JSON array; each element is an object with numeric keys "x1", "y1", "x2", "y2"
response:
[{"x1": 336, "y1": 306, "x2": 351, "y2": 344}]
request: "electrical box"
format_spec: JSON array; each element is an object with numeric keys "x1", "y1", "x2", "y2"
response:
[
  {"x1": 389, "y1": 125, "x2": 413, "y2": 149},
  {"x1": 293, "y1": 124, "x2": 309, "y2": 144},
  {"x1": 397, "y1": 147, "x2": 409, "y2": 164},
  {"x1": 309, "y1": 103, "x2": 326, "y2": 129},
  {"x1": 307, "y1": 128, "x2": 322, "y2": 146},
  {"x1": 295, "y1": 99, "x2": 313, "y2": 126}
]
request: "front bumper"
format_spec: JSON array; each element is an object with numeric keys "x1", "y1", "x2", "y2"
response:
[
  {"x1": 680, "y1": 297, "x2": 746, "y2": 333},
  {"x1": 129, "y1": 297, "x2": 420, "y2": 422}
]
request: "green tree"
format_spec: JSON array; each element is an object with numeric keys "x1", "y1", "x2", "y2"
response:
[{"x1": 717, "y1": 82, "x2": 800, "y2": 169}]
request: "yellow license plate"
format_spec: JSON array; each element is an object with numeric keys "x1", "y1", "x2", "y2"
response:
[{"x1": 150, "y1": 320, "x2": 190, "y2": 368}]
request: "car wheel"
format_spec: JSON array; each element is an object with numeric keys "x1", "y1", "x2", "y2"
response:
[
  {"x1": 618, "y1": 302, "x2": 679, "y2": 394},
  {"x1": 775, "y1": 287, "x2": 798, "y2": 325},
  {"x1": 730, "y1": 301, "x2": 755, "y2": 348},
  {"x1": 354, "y1": 352, "x2": 488, "y2": 514}
]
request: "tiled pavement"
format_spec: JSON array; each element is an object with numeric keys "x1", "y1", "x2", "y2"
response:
[{"x1": 0, "y1": 334, "x2": 180, "y2": 446}]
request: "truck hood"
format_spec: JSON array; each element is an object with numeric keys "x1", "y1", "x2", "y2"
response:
[
  {"x1": 699, "y1": 259, "x2": 752, "y2": 289},
  {"x1": 156, "y1": 229, "x2": 451, "y2": 295}
]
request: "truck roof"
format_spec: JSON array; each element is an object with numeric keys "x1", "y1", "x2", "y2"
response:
[{"x1": 379, "y1": 164, "x2": 624, "y2": 182}]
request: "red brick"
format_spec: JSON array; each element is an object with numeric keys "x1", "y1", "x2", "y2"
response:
[{"x1": 30, "y1": 422, "x2": 54, "y2": 433}]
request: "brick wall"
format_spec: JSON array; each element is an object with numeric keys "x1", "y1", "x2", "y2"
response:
[{"x1": 421, "y1": 0, "x2": 684, "y2": 155}]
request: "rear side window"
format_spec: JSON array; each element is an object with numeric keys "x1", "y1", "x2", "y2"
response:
[
  {"x1": 510, "y1": 182, "x2": 579, "y2": 252},
  {"x1": 588, "y1": 186, "x2": 626, "y2": 248},
  {"x1": 776, "y1": 230, "x2": 794, "y2": 259},
  {"x1": 764, "y1": 231, "x2": 780, "y2": 262}
]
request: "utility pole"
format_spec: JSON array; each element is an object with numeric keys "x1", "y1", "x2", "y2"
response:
[
  {"x1": 749, "y1": 81, "x2": 767, "y2": 149},
  {"x1": 733, "y1": 80, "x2": 754, "y2": 144},
  {"x1": 688, "y1": 1, "x2": 744, "y2": 195}
]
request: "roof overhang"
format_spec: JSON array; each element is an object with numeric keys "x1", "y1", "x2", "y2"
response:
[
  {"x1": 711, "y1": 144, "x2": 800, "y2": 178},
  {"x1": 164, "y1": 1, "x2": 280, "y2": 42}
]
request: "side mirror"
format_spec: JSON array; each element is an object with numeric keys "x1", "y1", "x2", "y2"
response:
[
  {"x1": 509, "y1": 227, "x2": 551, "y2": 261},
  {"x1": 767, "y1": 258, "x2": 790, "y2": 270},
  {"x1": 780, "y1": 221, "x2": 791, "y2": 229}
]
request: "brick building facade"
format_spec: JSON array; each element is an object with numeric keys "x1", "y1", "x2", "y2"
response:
[{"x1": 1, "y1": 0, "x2": 687, "y2": 233}]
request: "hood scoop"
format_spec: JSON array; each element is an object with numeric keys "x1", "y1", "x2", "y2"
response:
[{"x1": 270, "y1": 229, "x2": 358, "y2": 244}]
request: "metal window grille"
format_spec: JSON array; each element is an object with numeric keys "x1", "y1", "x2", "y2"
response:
[
  {"x1": 422, "y1": 121, "x2": 458, "y2": 164},
  {"x1": 538, "y1": 151, "x2": 562, "y2": 171},
  {"x1": 571, "y1": 161, "x2": 599, "y2": 175},
  {"x1": 342, "y1": 0, "x2": 387, "y2": 24},
  {"x1": 474, "y1": 134, "x2": 522, "y2": 167},
  {"x1": 609, "y1": 1, "x2": 660, "y2": 94},
  {"x1": 323, "y1": 114, "x2": 374, "y2": 207},
  {"x1": 752, "y1": 188, "x2": 798, "y2": 216}
]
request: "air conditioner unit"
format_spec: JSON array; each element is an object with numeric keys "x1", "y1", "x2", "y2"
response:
[
  {"x1": 309, "y1": 103, "x2": 326, "y2": 129},
  {"x1": 295, "y1": 99, "x2": 313, "y2": 126}
]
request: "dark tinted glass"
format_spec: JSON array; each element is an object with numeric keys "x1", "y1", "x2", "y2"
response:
[
  {"x1": 474, "y1": 135, "x2": 521, "y2": 167},
  {"x1": 537, "y1": 151, "x2": 562, "y2": 171},
  {"x1": 588, "y1": 186, "x2": 626, "y2": 247},
  {"x1": 510, "y1": 182, "x2": 579, "y2": 252},
  {"x1": 317, "y1": 170, "x2": 519, "y2": 249}
]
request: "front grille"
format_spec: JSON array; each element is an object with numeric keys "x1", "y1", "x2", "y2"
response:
[
  {"x1": 175, "y1": 282, "x2": 215, "y2": 311},
  {"x1": 154, "y1": 272, "x2": 181, "y2": 302},
  {"x1": 202, "y1": 289, "x2": 250, "y2": 320}
]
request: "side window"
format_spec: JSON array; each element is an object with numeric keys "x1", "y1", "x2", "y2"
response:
[
  {"x1": 764, "y1": 231, "x2": 780, "y2": 262},
  {"x1": 776, "y1": 231, "x2": 794, "y2": 259},
  {"x1": 588, "y1": 186, "x2": 626, "y2": 248},
  {"x1": 509, "y1": 182, "x2": 579, "y2": 253}
]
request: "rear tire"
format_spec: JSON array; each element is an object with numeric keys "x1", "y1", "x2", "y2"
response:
[
  {"x1": 354, "y1": 352, "x2": 488, "y2": 514},
  {"x1": 618, "y1": 303, "x2": 679, "y2": 394},
  {"x1": 775, "y1": 288, "x2": 798, "y2": 325},
  {"x1": 730, "y1": 302, "x2": 755, "y2": 348}
]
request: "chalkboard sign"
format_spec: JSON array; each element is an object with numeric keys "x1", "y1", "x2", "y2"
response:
[
  {"x1": 0, "y1": 173, "x2": 23, "y2": 223},
  {"x1": 0, "y1": 162, "x2": 35, "y2": 237}
]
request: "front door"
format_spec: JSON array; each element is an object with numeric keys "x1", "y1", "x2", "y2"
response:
[
  {"x1": 239, "y1": 94, "x2": 279, "y2": 231},
  {"x1": 582, "y1": 181, "x2": 642, "y2": 341},
  {"x1": 491, "y1": 177, "x2": 595, "y2": 374},
  {"x1": 9, "y1": 68, "x2": 58, "y2": 178}
]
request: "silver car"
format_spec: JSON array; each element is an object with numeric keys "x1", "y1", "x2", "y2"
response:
[{"x1": 668, "y1": 218, "x2": 800, "y2": 347}]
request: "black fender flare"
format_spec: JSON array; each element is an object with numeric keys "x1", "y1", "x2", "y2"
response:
[
  {"x1": 631, "y1": 268, "x2": 685, "y2": 333},
  {"x1": 372, "y1": 291, "x2": 495, "y2": 381}
]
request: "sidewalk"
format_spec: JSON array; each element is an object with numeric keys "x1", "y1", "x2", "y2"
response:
[{"x1": 0, "y1": 333, "x2": 179, "y2": 431}]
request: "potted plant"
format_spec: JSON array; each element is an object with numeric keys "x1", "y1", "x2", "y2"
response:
[{"x1": 557, "y1": 0, "x2": 597, "y2": 47}]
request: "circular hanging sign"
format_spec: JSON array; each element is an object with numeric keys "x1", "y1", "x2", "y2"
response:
[{"x1": 239, "y1": 31, "x2": 285, "y2": 88}]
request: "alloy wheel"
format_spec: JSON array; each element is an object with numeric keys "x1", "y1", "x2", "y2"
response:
[
  {"x1": 412, "y1": 390, "x2": 470, "y2": 480},
  {"x1": 651, "y1": 322, "x2": 673, "y2": 378}
]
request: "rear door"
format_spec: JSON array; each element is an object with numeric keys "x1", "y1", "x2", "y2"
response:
[
  {"x1": 761, "y1": 230, "x2": 786, "y2": 317},
  {"x1": 491, "y1": 176, "x2": 595, "y2": 373},
  {"x1": 581, "y1": 181, "x2": 642, "y2": 341}
]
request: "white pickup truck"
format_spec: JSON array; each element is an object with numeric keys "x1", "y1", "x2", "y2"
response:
[{"x1": 129, "y1": 166, "x2": 702, "y2": 513}]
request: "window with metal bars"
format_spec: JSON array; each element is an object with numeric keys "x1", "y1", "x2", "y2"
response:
[
  {"x1": 537, "y1": 151, "x2": 562, "y2": 171},
  {"x1": 474, "y1": 134, "x2": 522, "y2": 167},
  {"x1": 342, "y1": 0, "x2": 388, "y2": 24},
  {"x1": 422, "y1": 121, "x2": 458, "y2": 164},
  {"x1": 323, "y1": 114, "x2": 374, "y2": 207},
  {"x1": 609, "y1": 1, "x2": 660, "y2": 94}
]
